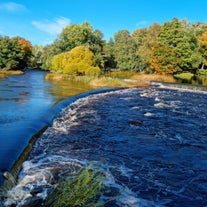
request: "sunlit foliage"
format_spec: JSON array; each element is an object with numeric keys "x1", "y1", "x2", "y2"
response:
[
  {"x1": 198, "y1": 31, "x2": 207, "y2": 69},
  {"x1": 0, "y1": 36, "x2": 33, "y2": 70},
  {"x1": 39, "y1": 18, "x2": 207, "y2": 76},
  {"x1": 52, "y1": 46, "x2": 101, "y2": 76}
]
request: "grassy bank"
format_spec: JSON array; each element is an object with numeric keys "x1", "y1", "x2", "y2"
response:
[
  {"x1": 0, "y1": 70, "x2": 24, "y2": 78},
  {"x1": 131, "y1": 73, "x2": 176, "y2": 84},
  {"x1": 45, "y1": 72, "x2": 176, "y2": 88}
]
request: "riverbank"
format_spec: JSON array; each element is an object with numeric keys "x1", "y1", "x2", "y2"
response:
[
  {"x1": 45, "y1": 72, "x2": 176, "y2": 88},
  {"x1": 0, "y1": 70, "x2": 24, "y2": 78}
]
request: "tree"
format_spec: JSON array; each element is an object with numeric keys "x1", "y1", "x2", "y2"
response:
[
  {"x1": 103, "y1": 38, "x2": 116, "y2": 70},
  {"x1": 52, "y1": 46, "x2": 101, "y2": 76},
  {"x1": 114, "y1": 30, "x2": 139, "y2": 71},
  {"x1": 151, "y1": 18, "x2": 202, "y2": 74},
  {"x1": 17, "y1": 38, "x2": 33, "y2": 68},
  {"x1": 30, "y1": 45, "x2": 44, "y2": 69},
  {"x1": 0, "y1": 36, "x2": 33, "y2": 70},
  {"x1": 134, "y1": 23, "x2": 161, "y2": 73},
  {"x1": 54, "y1": 22, "x2": 104, "y2": 68},
  {"x1": 198, "y1": 31, "x2": 207, "y2": 69}
]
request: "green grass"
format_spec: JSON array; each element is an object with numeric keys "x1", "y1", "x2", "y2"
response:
[
  {"x1": 106, "y1": 71, "x2": 136, "y2": 79},
  {"x1": 174, "y1": 72, "x2": 194, "y2": 81},
  {"x1": 89, "y1": 77, "x2": 136, "y2": 88},
  {"x1": 45, "y1": 163, "x2": 107, "y2": 207}
]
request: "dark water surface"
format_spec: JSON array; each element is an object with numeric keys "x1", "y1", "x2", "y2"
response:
[
  {"x1": 2, "y1": 86, "x2": 207, "y2": 206},
  {"x1": 0, "y1": 70, "x2": 95, "y2": 185}
]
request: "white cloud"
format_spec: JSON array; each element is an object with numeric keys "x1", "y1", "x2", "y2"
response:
[
  {"x1": 0, "y1": 2, "x2": 28, "y2": 12},
  {"x1": 136, "y1": 20, "x2": 148, "y2": 27},
  {"x1": 32, "y1": 17, "x2": 70, "y2": 35}
]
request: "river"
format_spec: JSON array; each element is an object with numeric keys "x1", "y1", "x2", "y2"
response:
[
  {"x1": 1, "y1": 71, "x2": 207, "y2": 206},
  {"x1": 0, "y1": 70, "x2": 95, "y2": 185}
]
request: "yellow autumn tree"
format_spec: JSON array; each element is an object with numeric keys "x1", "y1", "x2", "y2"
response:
[
  {"x1": 52, "y1": 52, "x2": 65, "y2": 72},
  {"x1": 198, "y1": 31, "x2": 207, "y2": 69},
  {"x1": 52, "y1": 46, "x2": 101, "y2": 76}
]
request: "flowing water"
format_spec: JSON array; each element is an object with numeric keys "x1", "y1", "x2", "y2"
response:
[
  {"x1": 1, "y1": 84, "x2": 207, "y2": 206},
  {"x1": 0, "y1": 70, "x2": 96, "y2": 185}
]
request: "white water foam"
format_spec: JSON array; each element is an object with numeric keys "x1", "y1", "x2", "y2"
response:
[
  {"x1": 3, "y1": 87, "x2": 207, "y2": 206},
  {"x1": 3, "y1": 155, "x2": 85, "y2": 206}
]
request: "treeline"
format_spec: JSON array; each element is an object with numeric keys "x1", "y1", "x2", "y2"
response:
[
  {"x1": 38, "y1": 18, "x2": 207, "y2": 76},
  {"x1": 1, "y1": 18, "x2": 207, "y2": 76},
  {"x1": 0, "y1": 36, "x2": 33, "y2": 70}
]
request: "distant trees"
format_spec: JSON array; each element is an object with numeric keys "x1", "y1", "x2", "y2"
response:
[
  {"x1": 113, "y1": 30, "x2": 140, "y2": 71},
  {"x1": 40, "y1": 22, "x2": 104, "y2": 70},
  {"x1": 0, "y1": 36, "x2": 33, "y2": 70},
  {"x1": 150, "y1": 18, "x2": 202, "y2": 74},
  {"x1": 38, "y1": 18, "x2": 207, "y2": 76},
  {"x1": 1, "y1": 18, "x2": 207, "y2": 76}
]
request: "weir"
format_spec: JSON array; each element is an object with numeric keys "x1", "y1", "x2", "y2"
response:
[
  {"x1": 151, "y1": 81, "x2": 207, "y2": 92},
  {"x1": 0, "y1": 86, "x2": 123, "y2": 202},
  {"x1": 1, "y1": 87, "x2": 206, "y2": 207}
]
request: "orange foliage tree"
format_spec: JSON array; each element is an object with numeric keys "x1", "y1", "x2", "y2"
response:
[{"x1": 18, "y1": 39, "x2": 33, "y2": 53}]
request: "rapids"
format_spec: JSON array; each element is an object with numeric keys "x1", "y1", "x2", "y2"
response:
[{"x1": 2, "y1": 87, "x2": 207, "y2": 207}]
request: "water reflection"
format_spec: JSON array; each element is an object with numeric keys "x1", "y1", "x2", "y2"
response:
[{"x1": 0, "y1": 70, "x2": 95, "y2": 185}]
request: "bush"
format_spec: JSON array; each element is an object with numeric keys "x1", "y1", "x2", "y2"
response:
[
  {"x1": 196, "y1": 69, "x2": 207, "y2": 76},
  {"x1": 85, "y1": 66, "x2": 101, "y2": 77},
  {"x1": 174, "y1": 72, "x2": 194, "y2": 81}
]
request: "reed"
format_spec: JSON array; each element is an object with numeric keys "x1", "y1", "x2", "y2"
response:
[
  {"x1": 131, "y1": 73, "x2": 176, "y2": 83},
  {"x1": 45, "y1": 73, "x2": 94, "y2": 83},
  {"x1": 45, "y1": 163, "x2": 106, "y2": 207}
]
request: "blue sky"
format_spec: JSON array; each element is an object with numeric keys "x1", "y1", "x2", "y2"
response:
[{"x1": 0, "y1": 0, "x2": 206, "y2": 45}]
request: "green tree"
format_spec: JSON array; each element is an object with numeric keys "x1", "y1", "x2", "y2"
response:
[
  {"x1": 54, "y1": 22, "x2": 104, "y2": 68},
  {"x1": 114, "y1": 30, "x2": 139, "y2": 71},
  {"x1": 151, "y1": 18, "x2": 202, "y2": 74},
  {"x1": 30, "y1": 45, "x2": 44, "y2": 68},
  {"x1": 0, "y1": 36, "x2": 33, "y2": 70},
  {"x1": 103, "y1": 38, "x2": 116, "y2": 70},
  {"x1": 135, "y1": 23, "x2": 161, "y2": 73}
]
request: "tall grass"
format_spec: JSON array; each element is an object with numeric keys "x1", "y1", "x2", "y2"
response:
[
  {"x1": 45, "y1": 73, "x2": 94, "y2": 83},
  {"x1": 131, "y1": 73, "x2": 176, "y2": 83},
  {"x1": 45, "y1": 163, "x2": 107, "y2": 207},
  {"x1": 0, "y1": 70, "x2": 23, "y2": 78},
  {"x1": 45, "y1": 72, "x2": 176, "y2": 88},
  {"x1": 89, "y1": 77, "x2": 136, "y2": 88}
]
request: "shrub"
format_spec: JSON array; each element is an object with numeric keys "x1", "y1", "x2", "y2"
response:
[
  {"x1": 85, "y1": 66, "x2": 101, "y2": 77},
  {"x1": 196, "y1": 69, "x2": 207, "y2": 76},
  {"x1": 174, "y1": 72, "x2": 194, "y2": 81}
]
